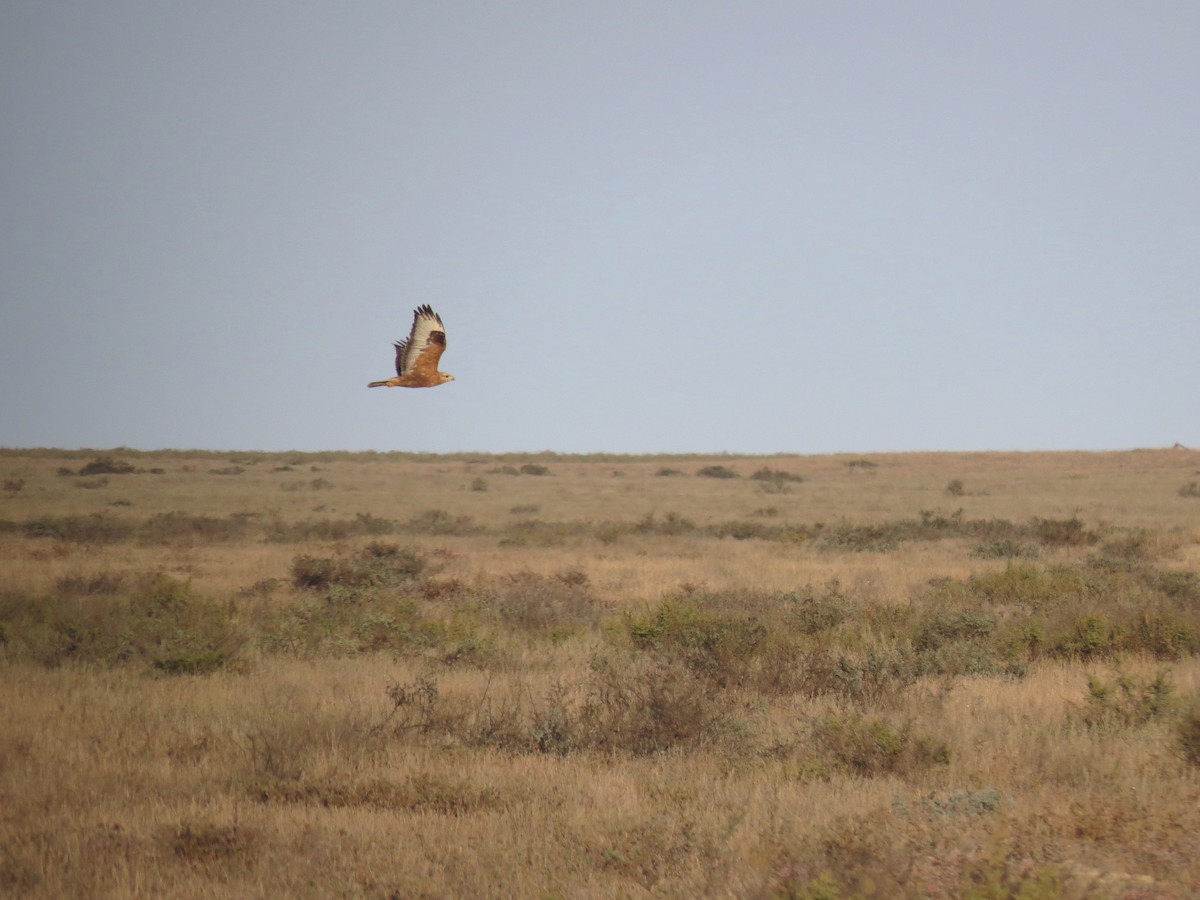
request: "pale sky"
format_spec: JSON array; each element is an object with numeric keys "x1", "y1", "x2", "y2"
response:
[{"x1": 2, "y1": 2, "x2": 1197, "y2": 454}]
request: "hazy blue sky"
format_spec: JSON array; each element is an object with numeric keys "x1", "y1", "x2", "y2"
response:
[{"x1": 3, "y1": 2, "x2": 1197, "y2": 454}]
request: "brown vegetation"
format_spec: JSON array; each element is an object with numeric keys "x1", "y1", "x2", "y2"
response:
[{"x1": 1, "y1": 446, "x2": 1200, "y2": 896}]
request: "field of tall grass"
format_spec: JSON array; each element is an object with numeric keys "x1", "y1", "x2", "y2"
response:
[{"x1": 2, "y1": 446, "x2": 1199, "y2": 897}]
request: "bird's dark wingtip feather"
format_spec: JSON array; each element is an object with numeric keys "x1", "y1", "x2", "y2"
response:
[{"x1": 413, "y1": 304, "x2": 443, "y2": 327}]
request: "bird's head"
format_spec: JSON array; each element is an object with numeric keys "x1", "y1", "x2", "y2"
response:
[{"x1": 439, "y1": 372, "x2": 456, "y2": 384}]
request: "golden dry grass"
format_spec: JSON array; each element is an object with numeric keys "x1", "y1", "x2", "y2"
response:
[{"x1": 2, "y1": 446, "x2": 1200, "y2": 897}]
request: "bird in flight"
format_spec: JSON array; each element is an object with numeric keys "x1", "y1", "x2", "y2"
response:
[{"x1": 368, "y1": 305, "x2": 455, "y2": 388}]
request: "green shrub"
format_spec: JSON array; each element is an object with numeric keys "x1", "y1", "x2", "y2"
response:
[
  {"x1": 0, "y1": 574, "x2": 243, "y2": 672},
  {"x1": 1059, "y1": 613, "x2": 1119, "y2": 660},
  {"x1": 138, "y1": 511, "x2": 254, "y2": 544},
  {"x1": 78, "y1": 456, "x2": 137, "y2": 476},
  {"x1": 807, "y1": 714, "x2": 950, "y2": 777},
  {"x1": 1031, "y1": 516, "x2": 1096, "y2": 547},
  {"x1": 376, "y1": 655, "x2": 740, "y2": 757},
  {"x1": 1177, "y1": 695, "x2": 1200, "y2": 767},
  {"x1": 818, "y1": 522, "x2": 905, "y2": 552},
  {"x1": 482, "y1": 570, "x2": 602, "y2": 637},
  {"x1": 577, "y1": 655, "x2": 734, "y2": 755},
  {"x1": 749, "y1": 467, "x2": 805, "y2": 484},
  {"x1": 1074, "y1": 670, "x2": 1174, "y2": 730},
  {"x1": 264, "y1": 514, "x2": 397, "y2": 542},
  {"x1": 1151, "y1": 568, "x2": 1200, "y2": 603},
  {"x1": 971, "y1": 538, "x2": 1038, "y2": 559},
  {"x1": 923, "y1": 786, "x2": 1003, "y2": 818},
  {"x1": 634, "y1": 511, "x2": 696, "y2": 536},
  {"x1": 786, "y1": 581, "x2": 849, "y2": 635},
  {"x1": 290, "y1": 543, "x2": 427, "y2": 592},
  {"x1": 914, "y1": 608, "x2": 996, "y2": 651},
  {"x1": 787, "y1": 647, "x2": 922, "y2": 706},
  {"x1": 708, "y1": 520, "x2": 781, "y2": 541},
  {"x1": 22, "y1": 515, "x2": 134, "y2": 544},
  {"x1": 54, "y1": 572, "x2": 125, "y2": 596},
  {"x1": 696, "y1": 465, "x2": 738, "y2": 479},
  {"x1": 925, "y1": 561, "x2": 1200, "y2": 663},
  {"x1": 407, "y1": 509, "x2": 477, "y2": 535},
  {"x1": 958, "y1": 563, "x2": 1084, "y2": 609},
  {"x1": 622, "y1": 596, "x2": 767, "y2": 689}
]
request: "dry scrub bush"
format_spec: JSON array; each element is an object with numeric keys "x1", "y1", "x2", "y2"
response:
[
  {"x1": 920, "y1": 559, "x2": 1200, "y2": 664},
  {"x1": 1178, "y1": 695, "x2": 1200, "y2": 767},
  {"x1": 376, "y1": 655, "x2": 743, "y2": 757},
  {"x1": 264, "y1": 512, "x2": 396, "y2": 541},
  {"x1": 289, "y1": 541, "x2": 427, "y2": 591},
  {"x1": 78, "y1": 455, "x2": 138, "y2": 475},
  {"x1": 406, "y1": 508, "x2": 479, "y2": 535},
  {"x1": 1072, "y1": 669, "x2": 1175, "y2": 731},
  {"x1": 803, "y1": 714, "x2": 951, "y2": 778},
  {"x1": 0, "y1": 573, "x2": 243, "y2": 672},
  {"x1": 477, "y1": 569, "x2": 605, "y2": 639}
]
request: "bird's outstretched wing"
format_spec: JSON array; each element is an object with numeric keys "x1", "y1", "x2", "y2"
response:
[{"x1": 394, "y1": 304, "x2": 447, "y2": 379}]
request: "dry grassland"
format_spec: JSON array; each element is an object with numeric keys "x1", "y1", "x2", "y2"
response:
[{"x1": 2, "y1": 446, "x2": 1200, "y2": 897}]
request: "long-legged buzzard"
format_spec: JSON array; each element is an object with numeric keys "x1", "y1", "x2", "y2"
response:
[{"x1": 368, "y1": 305, "x2": 455, "y2": 388}]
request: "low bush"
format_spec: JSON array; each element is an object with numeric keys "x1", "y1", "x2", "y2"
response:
[
  {"x1": 1177, "y1": 695, "x2": 1200, "y2": 767},
  {"x1": 481, "y1": 570, "x2": 603, "y2": 638},
  {"x1": 406, "y1": 509, "x2": 478, "y2": 535},
  {"x1": 54, "y1": 572, "x2": 125, "y2": 596},
  {"x1": 622, "y1": 595, "x2": 768, "y2": 689},
  {"x1": 264, "y1": 513, "x2": 396, "y2": 542},
  {"x1": 922, "y1": 562, "x2": 1200, "y2": 663},
  {"x1": 290, "y1": 542, "x2": 427, "y2": 591},
  {"x1": 971, "y1": 538, "x2": 1038, "y2": 559},
  {"x1": 1072, "y1": 669, "x2": 1175, "y2": 731},
  {"x1": 138, "y1": 511, "x2": 255, "y2": 544},
  {"x1": 577, "y1": 654, "x2": 736, "y2": 754},
  {"x1": 1031, "y1": 516, "x2": 1097, "y2": 547},
  {"x1": 22, "y1": 514, "x2": 134, "y2": 544},
  {"x1": 749, "y1": 467, "x2": 805, "y2": 484},
  {"x1": 0, "y1": 574, "x2": 243, "y2": 672},
  {"x1": 805, "y1": 714, "x2": 951, "y2": 777},
  {"x1": 377, "y1": 656, "x2": 740, "y2": 757},
  {"x1": 78, "y1": 456, "x2": 137, "y2": 476},
  {"x1": 696, "y1": 465, "x2": 738, "y2": 479}
]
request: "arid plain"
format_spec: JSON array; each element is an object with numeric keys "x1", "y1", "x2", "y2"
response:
[{"x1": 2, "y1": 447, "x2": 1200, "y2": 898}]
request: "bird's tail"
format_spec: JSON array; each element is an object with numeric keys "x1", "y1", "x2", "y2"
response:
[{"x1": 367, "y1": 380, "x2": 390, "y2": 388}]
